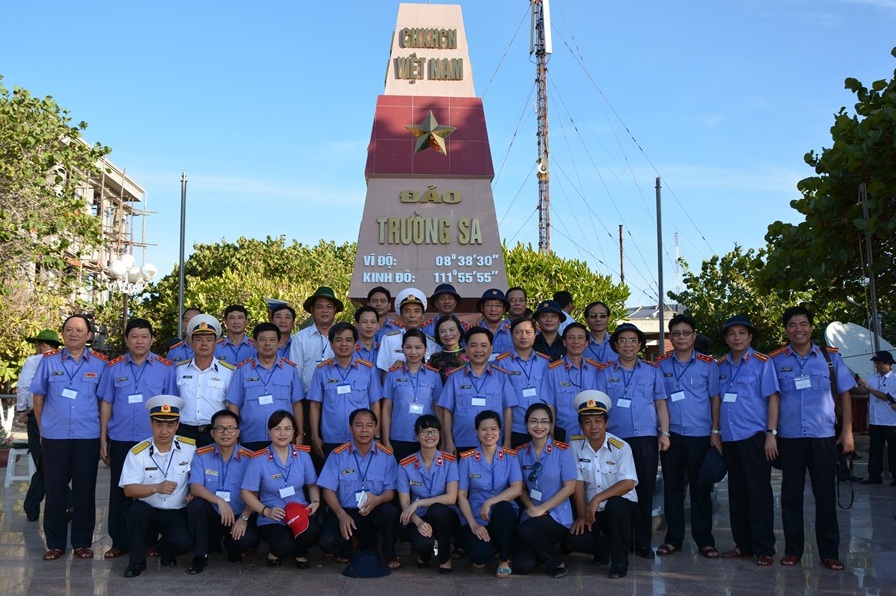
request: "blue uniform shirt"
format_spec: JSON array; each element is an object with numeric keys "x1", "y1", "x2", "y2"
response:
[
  {"x1": 438, "y1": 365, "x2": 519, "y2": 448},
  {"x1": 307, "y1": 356, "x2": 384, "y2": 444},
  {"x1": 597, "y1": 359, "x2": 667, "y2": 439},
  {"x1": 226, "y1": 357, "x2": 305, "y2": 443},
  {"x1": 657, "y1": 351, "x2": 721, "y2": 437},
  {"x1": 317, "y1": 441, "x2": 398, "y2": 509},
  {"x1": 458, "y1": 447, "x2": 521, "y2": 526},
  {"x1": 382, "y1": 363, "x2": 444, "y2": 442},
  {"x1": 99, "y1": 352, "x2": 177, "y2": 442},
  {"x1": 495, "y1": 350, "x2": 551, "y2": 435},
  {"x1": 718, "y1": 348, "x2": 779, "y2": 442},
  {"x1": 214, "y1": 336, "x2": 257, "y2": 366},
  {"x1": 772, "y1": 344, "x2": 856, "y2": 439},
  {"x1": 585, "y1": 333, "x2": 616, "y2": 364},
  {"x1": 190, "y1": 443, "x2": 254, "y2": 515},
  {"x1": 478, "y1": 319, "x2": 513, "y2": 360},
  {"x1": 355, "y1": 340, "x2": 379, "y2": 366},
  {"x1": 375, "y1": 318, "x2": 403, "y2": 345},
  {"x1": 166, "y1": 340, "x2": 193, "y2": 362},
  {"x1": 517, "y1": 438, "x2": 577, "y2": 527},
  {"x1": 544, "y1": 356, "x2": 602, "y2": 440},
  {"x1": 30, "y1": 348, "x2": 107, "y2": 439},
  {"x1": 397, "y1": 450, "x2": 459, "y2": 517},
  {"x1": 276, "y1": 336, "x2": 293, "y2": 360},
  {"x1": 240, "y1": 445, "x2": 317, "y2": 527}
]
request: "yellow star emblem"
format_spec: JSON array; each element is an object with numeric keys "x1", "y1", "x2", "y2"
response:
[{"x1": 406, "y1": 111, "x2": 456, "y2": 155}]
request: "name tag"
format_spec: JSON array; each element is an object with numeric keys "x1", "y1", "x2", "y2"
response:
[
  {"x1": 409, "y1": 403, "x2": 424, "y2": 415},
  {"x1": 258, "y1": 394, "x2": 274, "y2": 405},
  {"x1": 128, "y1": 393, "x2": 144, "y2": 404},
  {"x1": 794, "y1": 376, "x2": 811, "y2": 390},
  {"x1": 279, "y1": 486, "x2": 296, "y2": 498},
  {"x1": 670, "y1": 391, "x2": 685, "y2": 402},
  {"x1": 723, "y1": 392, "x2": 738, "y2": 403},
  {"x1": 215, "y1": 490, "x2": 231, "y2": 502},
  {"x1": 337, "y1": 384, "x2": 351, "y2": 395},
  {"x1": 62, "y1": 388, "x2": 78, "y2": 400},
  {"x1": 530, "y1": 488, "x2": 543, "y2": 501},
  {"x1": 522, "y1": 387, "x2": 537, "y2": 398},
  {"x1": 355, "y1": 490, "x2": 368, "y2": 507},
  {"x1": 471, "y1": 397, "x2": 487, "y2": 407},
  {"x1": 617, "y1": 398, "x2": 631, "y2": 408}
]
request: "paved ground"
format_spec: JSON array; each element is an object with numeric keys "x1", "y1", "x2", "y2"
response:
[{"x1": 0, "y1": 433, "x2": 893, "y2": 595}]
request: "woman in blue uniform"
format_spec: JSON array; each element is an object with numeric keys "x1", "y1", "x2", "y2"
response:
[
  {"x1": 398, "y1": 414, "x2": 460, "y2": 574},
  {"x1": 382, "y1": 330, "x2": 444, "y2": 461},
  {"x1": 457, "y1": 410, "x2": 522, "y2": 578},
  {"x1": 514, "y1": 403, "x2": 577, "y2": 578},
  {"x1": 241, "y1": 410, "x2": 320, "y2": 568}
]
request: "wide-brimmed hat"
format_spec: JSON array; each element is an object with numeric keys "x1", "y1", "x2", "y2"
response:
[
  {"x1": 342, "y1": 550, "x2": 391, "y2": 578},
  {"x1": 476, "y1": 288, "x2": 510, "y2": 313},
  {"x1": 722, "y1": 314, "x2": 754, "y2": 334},
  {"x1": 610, "y1": 322, "x2": 645, "y2": 347},
  {"x1": 303, "y1": 286, "x2": 344, "y2": 314},
  {"x1": 533, "y1": 299, "x2": 567, "y2": 323},
  {"x1": 698, "y1": 448, "x2": 728, "y2": 485},
  {"x1": 430, "y1": 283, "x2": 461, "y2": 305},
  {"x1": 26, "y1": 329, "x2": 62, "y2": 347}
]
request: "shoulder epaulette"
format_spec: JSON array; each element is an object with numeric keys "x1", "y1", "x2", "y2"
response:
[
  {"x1": 585, "y1": 357, "x2": 601, "y2": 368},
  {"x1": 400, "y1": 454, "x2": 418, "y2": 467},
  {"x1": 251, "y1": 448, "x2": 269, "y2": 458},
  {"x1": 90, "y1": 350, "x2": 108, "y2": 361},
  {"x1": 170, "y1": 340, "x2": 185, "y2": 348},
  {"x1": 43, "y1": 348, "x2": 61, "y2": 357},
  {"x1": 177, "y1": 435, "x2": 196, "y2": 445},
  {"x1": 108, "y1": 355, "x2": 126, "y2": 366},
  {"x1": 548, "y1": 359, "x2": 564, "y2": 369},
  {"x1": 424, "y1": 363, "x2": 440, "y2": 374},
  {"x1": 535, "y1": 351, "x2": 550, "y2": 360},
  {"x1": 753, "y1": 352, "x2": 769, "y2": 362},
  {"x1": 495, "y1": 352, "x2": 511, "y2": 361},
  {"x1": 439, "y1": 451, "x2": 456, "y2": 461},
  {"x1": 608, "y1": 437, "x2": 624, "y2": 449},
  {"x1": 218, "y1": 360, "x2": 235, "y2": 370},
  {"x1": 176, "y1": 359, "x2": 191, "y2": 366},
  {"x1": 517, "y1": 441, "x2": 531, "y2": 451},
  {"x1": 716, "y1": 356, "x2": 727, "y2": 365},
  {"x1": 696, "y1": 353, "x2": 716, "y2": 364},
  {"x1": 356, "y1": 358, "x2": 374, "y2": 368},
  {"x1": 156, "y1": 356, "x2": 173, "y2": 366},
  {"x1": 421, "y1": 317, "x2": 435, "y2": 327},
  {"x1": 281, "y1": 357, "x2": 297, "y2": 367},
  {"x1": 376, "y1": 441, "x2": 393, "y2": 454},
  {"x1": 317, "y1": 358, "x2": 334, "y2": 368},
  {"x1": 294, "y1": 444, "x2": 311, "y2": 452},
  {"x1": 386, "y1": 329, "x2": 402, "y2": 336},
  {"x1": 460, "y1": 448, "x2": 477, "y2": 459},
  {"x1": 643, "y1": 360, "x2": 658, "y2": 368},
  {"x1": 500, "y1": 447, "x2": 518, "y2": 457},
  {"x1": 825, "y1": 346, "x2": 839, "y2": 353},
  {"x1": 389, "y1": 363, "x2": 404, "y2": 372},
  {"x1": 656, "y1": 352, "x2": 673, "y2": 363},
  {"x1": 490, "y1": 364, "x2": 508, "y2": 374},
  {"x1": 768, "y1": 347, "x2": 787, "y2": 358},
  {"x1": 236, "y1": 357, "x2": 254, "y2": 368},
  {"x1": 392, "y1": 319, "x2": 406, "y2": 329},
  {"x1": 597, "y1": 361, "x2": 612, "y2": 370},
  {"x1": 196, "y1": 445, "x2": 215, "y2": 456},
  {"x1": 238, "y1": 447, "x2": 253, "y2": 458},
  {"x1": 131, "y1": 440, "x2": 150, "y2": 455},
  {"x1": 216, "y1": 337, "x2": 226, "y2": 345},
  {"x1": 553, "y1": 440, "x2": 569, "y2": 450},
  {"x1": 333, "y1": 442, "x2": 351, "y2": 454}
]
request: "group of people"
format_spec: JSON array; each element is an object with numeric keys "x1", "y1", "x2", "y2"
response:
[{"x1": 13, "y1": 281, "x2": 874, "y2": 579}]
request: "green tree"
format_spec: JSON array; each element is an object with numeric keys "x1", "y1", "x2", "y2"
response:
[{"x1": 763, "y1": 48, "x2": 896, "y2": 340}]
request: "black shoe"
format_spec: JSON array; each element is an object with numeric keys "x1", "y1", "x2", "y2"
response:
[
  {"x1": 294, "y1": 558, "x2": 311, "y2": 569},
  {"x1": 860, "y1": 478, "x2": 881, "y2": 485},
  {"x1": 608, "y1": 561, "x2": 629, "y2": 579},
  {"x1": 438, "y1": 565, "x2": 453, "y2": 575},
  {"x1": 593, "y1": 553, "x2": 610, "y2": 566},
  {"x1": 267, "y1": 557, "x2": 282, "y2": 568},
  {"x1": 124, "y1": 560, "x2": 147, "y2": 578},
  {"x1": 160, "y1": 556, "x2": 177, "y2": 567},
  {"x1": 65, "y1": 508, "x2": 74, "y2": 522},
  {"x1": 188, "y1": 557, "x2": 207, "y2": 575},
  {"x1": 552, "y1": 563, "x2": 569, "y2": 578},
  {"x1": 635, "y1": 546, "x2": 655, "y2": 559}
]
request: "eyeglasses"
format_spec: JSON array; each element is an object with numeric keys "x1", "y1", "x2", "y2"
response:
[
  {"x1": 670, "y1": 331, "x2": 694, "y2": 338},
  {"x1": 528, "y1": 461, "x2": 543, "y2": 483},
  {"x1": 418, "y1": 429, "x2": 440, "y2": 437},
  {"x1": 587, "y1": 313, "x2": 609, "y2": 319},
  {"x1": 616, "y1": 337, "x2": 640, "y2": 344},
  {"x1": 508, "y1": 298, "x2": 527, "y2": 304},
  {"x1": 212, "y1": 426, "x2": 238, "y2": 434},
  {"x1": 527, "y1": 418, "x2": 551, "y2": 427}
]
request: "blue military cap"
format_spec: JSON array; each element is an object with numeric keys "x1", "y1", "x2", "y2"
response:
[
  {"x1": 533, "y1": 299, "x2": 567, "y2": 323},
  {"x1": 430, "y1": 283, "x2": 461, "y2": 304},
  {"x1": 476, "y1": 288, "x2": 510, "y2": 313},
  {"x1": 722, "y1": 315, "x2": 754, "y2": 334},
  {"x1": 698, "y1": 448, "x2": 728, "y2": 485},
  {"x1": 342, "y1": 550, "x2": 391, "y2": 578}
]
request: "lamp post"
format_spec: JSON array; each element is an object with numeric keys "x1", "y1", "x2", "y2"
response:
[{"x1": 106, "y1": 254, "x2": 157, "y2": 338}]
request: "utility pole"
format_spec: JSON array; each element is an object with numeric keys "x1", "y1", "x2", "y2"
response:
[
  {"x1": 531, "y1": 0, "x2": 552, "y2": 253},
  {"x1": 619, "y1": 225, "x2": 625, "y2": 284},
  {"x1": 860, "y1": 183, "x2": 881, "y2": 351},
  {"x1": 656, "y1": 177, "x2": 664, "y2": 355}
]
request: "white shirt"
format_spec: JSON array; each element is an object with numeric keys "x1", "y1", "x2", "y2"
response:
[
  {"x1": 557, "y1": 314, "x2": 578, "y2": 335},
  {"x1": 375, "y1": 329, "x2": 441, "y2": 373},
  {"x1": 16, "y1": 354, "x2": 42, "y2": 411},
  {"x1": 572, "y1": 432, "x2": 638, "y2": 510},
  {"x1": 869, "y1": 371, "x2": 896, "y2": 426},
  {"x1": 119, "y1": 436, "x2": 196, "y2": 509},
  {"x1": 175, "y1": 358, "x2": 233, "y2": 425},
  {"x1": 289, "y1": 325, "x2": 335, "y2": 393}
]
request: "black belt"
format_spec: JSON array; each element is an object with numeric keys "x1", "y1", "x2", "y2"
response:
[{"x1": 181, "y1": 423, "x2": 211, "y2": 433}]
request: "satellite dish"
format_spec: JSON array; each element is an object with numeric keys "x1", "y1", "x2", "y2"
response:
[{"x1": 824, "y1": 321, "x2": 896, "y2": 379}]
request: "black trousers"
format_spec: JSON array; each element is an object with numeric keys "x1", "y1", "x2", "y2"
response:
[
  {"x1": 319, "y1": 504, "x2": 399, "y2": 560},
  {"x1": 514, "y1": 514, "x2": 569, "y2": 574},
  {"x1": 459, "y1": 500, "x2": 518, "y2": 563},
  {"x1": 107, "y1": 439, "x2": 138, "y2": 551},
  {"x1": 778, "y1": 436, "x2": 839, "y2": 560},
  {"x1": 622, "y1": 435, "x2": 658, "y2": 548},
  {"x1": 401, "y1": 503, "x2": 459, "y2": 565},
  {"x1": 42, "y1": 438, "x2": 99, "y2": 551},
  {"x1": 565, "y1": 496, "x2": 636, "y2": 564},
  {"x1": 241, "y1": 440, "x2": 270, "y2": 453},
  {"x1": 510, "y1": 431, "x2": 532, "y2": 449},
  {"x1": 257, "y1": 518, "x2": 320, "y2": 559},
  {"x1": 176, "y1": 424, "x2": 213, "y2": 447},
  {"x1": 23, "y1": 411, "x2": 45, "y2": 519},
  {"x1": 866, "y1": 424, "x2": 896, "y2": 480},
  {"x1": 186, "y1": 498, "x2": 259, "y2": 557},
  {"x1": 126, "y1": 501, "x2": 192, "y2": 565},
  {"x1": 660, "y1": 433, "x2": 715, "y2": 549},
  {"x1": 723, "y1": 432, "x2": 775, "y2": 556},
  {"x1": 389, "y1": 440, "x2": 419, "y2": 463}
]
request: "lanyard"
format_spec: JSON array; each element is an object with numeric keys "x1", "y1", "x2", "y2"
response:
[
  {"x1": 407, "y1": 368, "x2": 420, "y2": 402},
  {"x1": 219, "y1": 451, "x2": 233, "y2": 487},
  {"x1": 335, "y1": 361, "x2": 352, "y2": 384},
  {"x1": 621, "y1": 365, "x2": 635, "y2": 396},
  {"x1": 255, "y1": 362, "x2": 277, "y2": 393},
  {"x1": 150, "y1": 447, "x2": 175, "y2": 479},
  {"x1": 63, "y1": 352, "x2": 87, "y2": 388},
  {"x1": 794, "y1": 351, "x2": 812, "y2": 376},
  {"x1": 129, "y1": 359, "x2": 148, "y2": 389},
  {"x1": 419, "y1": 463, "x2": 435, "y2": 496},
  {"x1": 470, "y1": 368, "x2": 488, "y2": 396},
  {"x1": 319, "y1": 333, "x2": 328, "y2": 360},
  {"x1": 228, "y1": 339, "x2": 242, "y2": 363},
  {"x1": 272, "y1": 448, "x2": 296, "y2": 488},
  {"x1": 567, "y1": 358, "x2": 583, "y2": 389},
  {"x1": 725, "y1": 357, "x2": 745, "y2": 391},
  {"x1": 515, "y1": 352, "x2": 535, "y2": 387},
  {"x1": 352, "y1": 450, "x2": 375, "y2": 490},
  {"x1": 672, "y1": 356, "x2": 694, "y2": 389}
]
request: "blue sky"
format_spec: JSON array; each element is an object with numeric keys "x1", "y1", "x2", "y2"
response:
[{"x1": 4, "y1": 0, "x2": 895, "y2": 305}]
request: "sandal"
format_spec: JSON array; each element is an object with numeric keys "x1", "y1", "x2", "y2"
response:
[
  {"x1": 42, "y1": 549, "x2": 64, "y2": 561},
  {"x1": 103, "y1": 548, "x2": 125, "y2": 560},
  {"x1": 756, "y1": 555, "x2": 773, "y2": 566},
  {"x1": 700, "y1": 546, "x2": 720, "y2": 559},
  {"x1": 74, "y1": 548, "x2": 94, "y2": 559},
  {"x1": 780, "y1": 555, "x2": 800, "y2": 567},
  {"x1": 496, "y1": 564, "x2": 512, "y2": 578},
  {"x1": 294, "y1": 557, "x2": 311, "y2": 569},
  {"x1": 721, "y1": 547, "x2": 752, "y2": 559},
  {"x1": 657, "y1": 543, "x2": 678, "y2": 556},
  {"x1": 822, "y1": 558, "x2": 844, "y2": 571},
  {"x1": 267, "y1": 556, "x2": 281, "y2": 568},
  {"x1": 450, "y1": 547, "x2": 466, "y2": 560},
  {"x1": 387, "y1": 558, "x2": 402, "y2": 570}
]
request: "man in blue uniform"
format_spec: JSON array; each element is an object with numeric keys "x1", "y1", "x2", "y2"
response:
[
  {"x1": 166, "y1": 307, "x2": 201, "y2": 362},
  {"x1": 543, "y1": 323, "x2": 602, "y2": 443},
  {"x1": 476, "y1": 289, "x2": 513, "y2": 358},
  {"x1": 318, "y1": 408, "x2": 400, "y2": 568},
  {"x1": 30, "y1": 314, "x2": 107, "y2": 561},
  {"x1": 495, "y1": 317, "x2": 551, "y2": 447},
  {"x1": 215, "y1": 304, "x2": 257, "y2": 365},
  {"x1": 421, "y1": 283, "x2": 466, "y2": 338},
  {"x1": 98, "y1": 318, "x2": 177, "y2": 560},
  {"x1": 583, "y1": 301, "x2": 616, "y2": 363},
  {"x1": 186, "y1": 409, "x2": 257, "y2": 574},
  {"x1": 269, "y1": 303, "x2": 296, "y2": 359},
  {"x1": 226, "y1": 322, "x2": 305, "y2": 451},
  {"x1": 769, "y1": 306, "x2": 855, "y2": 571}
]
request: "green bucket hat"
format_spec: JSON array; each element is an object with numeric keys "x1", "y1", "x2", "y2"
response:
[
  {"x1": 26, "y1": 329, "x2": 62, "y2": 347},
  {"x1": 302, "y1": 286, "x2": 344, "y2": 314}
]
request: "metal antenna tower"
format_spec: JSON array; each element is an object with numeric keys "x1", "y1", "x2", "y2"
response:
[{"x1": 530, "y1": 0, "x2": 552, "y2": 253}]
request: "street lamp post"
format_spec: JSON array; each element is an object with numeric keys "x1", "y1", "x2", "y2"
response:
[{"x1": 106, "y1": 254, "x2": 157, "y2": 338}]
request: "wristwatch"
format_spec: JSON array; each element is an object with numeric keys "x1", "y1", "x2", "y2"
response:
[
  {"x1": 240, "y1": 514, "x2": 250, "y2": 522},
  {"x1": 767, "y1": 428, "x2": 777, "y2": 436}
]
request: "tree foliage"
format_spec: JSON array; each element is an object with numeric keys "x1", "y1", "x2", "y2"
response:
[{"x1": 762, "y1": 48, "x2": 896, "y2": 340}]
